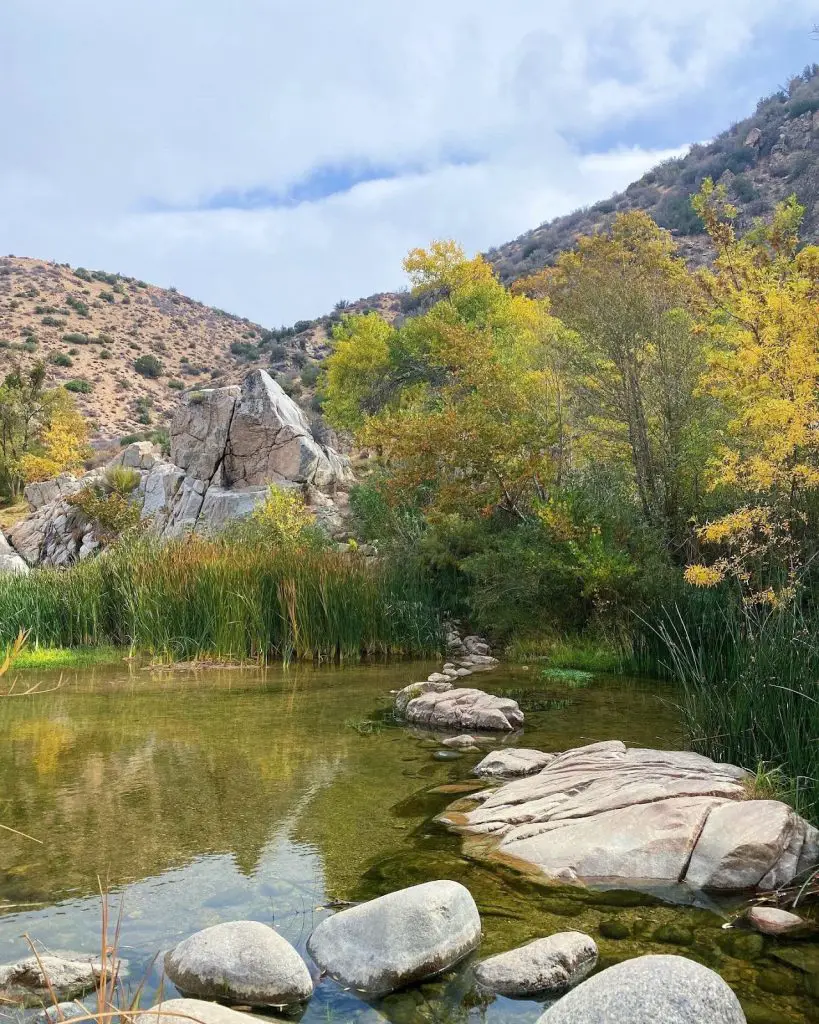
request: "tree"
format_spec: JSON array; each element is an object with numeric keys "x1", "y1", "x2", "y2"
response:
[
  {"x1": 528, "y1": 211, "x2": 712, "y2": 550},
  {"x1": 323, "y1": 243, "x2": 565, "y2": 521},
  {"x1": 0, "y1": 364, "x2": 88, "y2": 498},
  {"x1": 682, "y1": 182, "x2": 819, "y2": 598},
  {"x1": 19, "y1": 390, "x2": 89, "y2": 483}
]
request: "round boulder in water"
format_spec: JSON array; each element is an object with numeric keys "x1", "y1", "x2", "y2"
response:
[
  {"x1": 164, "y1": 921, "x2": 313, "y2": 1007},
  {"x1": 537, "y1": 954, "x2": 746, "y2": 1023},
  {"x1": 475, "y1": 932, "x2": 597, "y2": 997},
  {"x1": 307, "y1": 880, "x2": 481, "y2": 995}
]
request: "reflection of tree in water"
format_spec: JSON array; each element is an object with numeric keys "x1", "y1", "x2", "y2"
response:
[{"x1": 0, "y1": 665, "x2": 428, "y2": 906}]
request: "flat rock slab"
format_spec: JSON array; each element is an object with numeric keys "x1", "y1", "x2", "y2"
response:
[
  {"x1": 306, "y1": 880, "x2": 481, "y2": 995},
  {"x1": 441, "y1": 741, "x2": 818, "y2": 893},
  {"x1": 475, "y1": 932, "x2": 597, "y2": 997},
  {"x1": 0, "y1": 954, "x2": 126, "y2": 1008},
  {"x1": 474, "y1": 749, "x2": 556, "y2": 778},
  {"x1": 537, "y1": 954, "x2": 746, "y2": 1023},
  {"x1": 405, "y1": 688, "x2": 523, "y2": 732},
  {"x1": 164, "y1": 920, "x2": 312, "y2": 1007}
]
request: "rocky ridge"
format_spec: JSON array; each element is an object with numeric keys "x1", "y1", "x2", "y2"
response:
[{"x1": 2, "y1": 369, "x2": 353, "y2": 569}]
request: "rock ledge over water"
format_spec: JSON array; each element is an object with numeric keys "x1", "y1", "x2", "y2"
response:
[{"x1": 440, "y1": 740, "x2": 818, "y2": 892}]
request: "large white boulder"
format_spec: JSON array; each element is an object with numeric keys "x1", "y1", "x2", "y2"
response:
[
  {"x1": 474, "y1": 932, "x2": 597, "y2": 997},
  {"x1": 306, "y1": 880, "x2": 481, "y2": 995},
  {"x1": 224, "y1": 370, "x2": 352, "y2": 490},
  {"x1": 441, "y1": 742, "x2": 816, "y2": 893},
  {"x1": 171, "y1": 386, "x2": 241, "y2": 482},
  {"x1": 164, "y1": 920, "x2": 313, "y2": 1007},
  {"x1": 536, "y1": 954, "x2": 746, "y2": 1023}
]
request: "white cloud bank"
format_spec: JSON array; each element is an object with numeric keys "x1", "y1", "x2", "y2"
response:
[{"x1": 1, "y1": 0, "x2": 815, "y2": 323}]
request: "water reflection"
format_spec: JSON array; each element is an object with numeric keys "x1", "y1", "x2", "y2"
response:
[{"x1": 0, "y1": 662, "x2": 814, "y2": 1023}]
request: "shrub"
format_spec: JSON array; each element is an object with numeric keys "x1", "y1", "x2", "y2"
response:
[
  {"x1": 99, "y1": 349, "x2": 112, "y2": 359},
  {"x1": 50, "y1": 352, "x2": 73, "y2": 367},
  {"x1": 269, "y1": 344, "x2": 288, "y2": 363},
  {"x1": 133, "y1": 354, "x2": 163, "y2": 378},
  {"x1": 99, "y1": 290, "x2": 115, "y2": 304},
  {"x1": 293, "y1": 319, "x2": 313, "y2": 333},
  {"x1": 73, "y1": 267, "x2": 92, "y2": 282},
  {"x1": 41, "y1": 316, "x2": 66, "y2": 328},
  {"x1": 65, "y1": 378, "x2": 93, "y2": 394},
  {"x1": 66, "y1": 296, "x2": 91, "y2": 317},
  {"x1": 105, "y1": 465, "x2": 140, "y2": 495},
  {"x1": 300, "y1": 362, "x2": 321, "y2": 387},
  {"x1": 167, "y1": 378, "x2": 184, "y2": 390},
  {"x1": 62, "y1": 332, "x2": 89, "y2": 345},
  {"x1": 69, "y1": 485, "x2": 140, "y2": 537}
]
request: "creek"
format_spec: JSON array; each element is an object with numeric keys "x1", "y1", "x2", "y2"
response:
[{"x1": 0, "y1": 661, "x2": 816, "y2": 1023}]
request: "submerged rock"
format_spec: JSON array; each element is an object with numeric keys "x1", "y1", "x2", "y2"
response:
[
  {"x1": 473, "y1": 749, "x2": 555, "y2": 778},
  {"x1": 442, "y1": 741, "x2": 815, "y2": 893},
  {"x1": 474, "y1": 932, "x2": 597, "y2": 997},
  {"x1": 745, "y1": 906, "x2": 809, "y2": 937},
  {"x1": 306, "y1": 880, "x2": 481, "y2": 995},
  {"x1": 164, "y1": 920, "x2": 312, "y2": 1007},
  {"x1": 134, "y1": 999, "x2": 257, "y2": 1024},
  {"x1": 0, "y1": 954, "x2": 125, "y2": 1008},
  {"x1": 405, "y1": 688, "x2": 523, "y2": 732},
  {"x1": 537, "y1": 954, "x2": 746, "y2": 1023}
]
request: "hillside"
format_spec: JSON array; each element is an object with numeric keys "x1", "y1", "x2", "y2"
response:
[
  {"x1": 488, "y1": 64, "x2": 819, "y2": 282},
  {"x1": 0, "y1": 256, "x2": 399, "y2": 439}
]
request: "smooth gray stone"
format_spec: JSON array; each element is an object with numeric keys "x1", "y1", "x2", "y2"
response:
[{"x1": 537, "y1": 954, "x2": 746, "y2": 1023}]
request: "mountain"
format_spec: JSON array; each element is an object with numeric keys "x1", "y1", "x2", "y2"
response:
[
  {"x1": 0, "y1": 256, "x2": 399, "y2": 439},
  {"x1": 486, "y1": 64, "x2": 819, "y2": 283}
]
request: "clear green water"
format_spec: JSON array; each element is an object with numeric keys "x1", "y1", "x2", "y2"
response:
[{"x1": 0, "y1": 661, "x2": 816, "y2": 1023}]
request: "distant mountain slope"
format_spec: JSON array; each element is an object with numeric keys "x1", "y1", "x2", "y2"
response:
[
  {"x1": 0, "y1": 256, "x2": 398, "y2": 439},
  {"x1": 487, "y1": 64, "x2": 819, "y2": 282}
]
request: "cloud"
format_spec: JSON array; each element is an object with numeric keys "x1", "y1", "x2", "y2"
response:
[{"x1": 1, "y1": 0, "x2": 816, "y2": 323}]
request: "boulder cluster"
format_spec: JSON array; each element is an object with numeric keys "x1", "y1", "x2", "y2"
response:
[
  {"x1": 2, "y1": 370, "x2": 353, "y2": 571},
  {"x1": 3, "y1": 894, "x2": 750, "y2": 1024}
]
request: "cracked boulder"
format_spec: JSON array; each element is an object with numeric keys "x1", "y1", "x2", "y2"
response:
[
  {"x1": 223, "y1": 370, "x2": 353, "y2": 490},
  {"x1": 440, "y1": 741, "x2": 818, "y2": 893}
]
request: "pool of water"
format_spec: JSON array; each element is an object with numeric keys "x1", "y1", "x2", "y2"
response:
[{"x1": 0, "y1": 660, "x2": 816, "y2": 1023}]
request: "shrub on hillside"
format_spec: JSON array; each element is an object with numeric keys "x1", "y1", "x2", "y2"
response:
[
  {"x1": 50, "y1": 352, "x2": 73, "y2": 367},
  {"x1": 65, "y1": 378, "x2": 92, "y2": 394},
  {"x1": 134, "y1": 354, "x2": 163, "y2": 378}
]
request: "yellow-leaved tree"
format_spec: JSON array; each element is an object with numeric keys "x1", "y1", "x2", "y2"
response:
[
  {"x1": 19, "y1": 388, "x2": 89, "y2": 483},
  {"x1": 685, "y1": 181, "x2": 819, "y2": 597}
]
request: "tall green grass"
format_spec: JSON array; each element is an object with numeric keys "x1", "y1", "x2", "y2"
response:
[
  {"x1": 636, "y1": 587, "x2": 819, "y2": 820},
  {"x1": 0, "y1": 532, "x2": 443, "y2": 661}
]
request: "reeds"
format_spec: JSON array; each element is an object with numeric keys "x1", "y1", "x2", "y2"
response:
[
  {"x1": 0, "y1": 532, "x2": 442, "y2": 662},
  {"x1": 636, "y1": 588, "x2": 819, "y2": 820}
]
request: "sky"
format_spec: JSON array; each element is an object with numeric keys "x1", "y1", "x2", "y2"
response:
[{"x1": 2, "y1": 1, "x2": 818, "y2": 326}]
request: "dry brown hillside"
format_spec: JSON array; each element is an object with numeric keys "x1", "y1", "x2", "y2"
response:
[{"x1": 0, "y1": 256, "x2": 399, "y2": 440}]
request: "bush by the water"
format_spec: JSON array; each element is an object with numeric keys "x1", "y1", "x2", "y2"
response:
[{"x1": 0, "y1": 527, "x2": 442, "y2": 661}]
